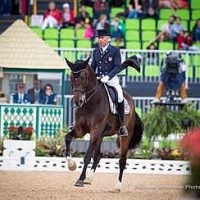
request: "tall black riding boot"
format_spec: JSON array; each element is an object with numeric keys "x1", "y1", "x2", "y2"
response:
[{"x1": 118, "y1": 101, "x2": 128, "y2": 136}]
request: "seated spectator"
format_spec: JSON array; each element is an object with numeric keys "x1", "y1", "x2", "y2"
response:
[
  {"x1": 40, "y1": 84, "x2": 57, "y2": 105},
  {"x1": 28, "y1": 79, "x2": 44, "y2": 104},
  {"x1": 12, "y1": 83, "x2": 30, "y2": 104},
  {"x1": 171, "y1": 16, "x2": 184, "y2": 41},
  {"x1": 94, "y1": 14, "x2": 110, "y2": 30},
  {"x1": 128, "y1": 0, "x2": 144, "y2": 19},
  {"x1": 42, "y1": 1, "x2": 61, "y2": 30},
  {"x1": 152, "y1": 15, "x2": 175, "y2": 42},
  {"x1": 84, "y1": 21, "x2": 94, "y2": 39},
  {"x1": 177, "y1": 31, "x2": 193, "y2": 50},
  {"x1": 75, "y1": 5, "x2": 91, "y2": 29},
  {"x1": 142, "y1": 0, "x2": 159, "y2": 19},
  {"x1": 60, "y1": 3, "x2": 75, "y2": 28},
  {"x1": 159, "y1": 0, "x2": 188, "y2": 9},
  {"x1": 192, "y1": 18, "x2": 200, "y2": 42},
  {"x1": 146, "y1": 43, "x2": 159, "y2": 65},
  {"x1": 93, "y1": 0, "x2": 110, "y2": 20},
  {"x1": 110, "y1": 17, "x2": 125, "y2": 40}
]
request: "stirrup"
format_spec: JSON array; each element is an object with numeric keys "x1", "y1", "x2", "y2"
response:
[{"x1": 119, "y1": 125, "x2": 128, "y2": 136}]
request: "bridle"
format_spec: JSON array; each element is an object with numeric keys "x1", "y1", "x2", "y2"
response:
[{"x1": 71, "y1": 72, "x2": 102, "y2": 109}]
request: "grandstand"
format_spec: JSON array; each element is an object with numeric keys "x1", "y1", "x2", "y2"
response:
[{"x1": 0, "y1": 0, "x2": 200, "y2": 118}]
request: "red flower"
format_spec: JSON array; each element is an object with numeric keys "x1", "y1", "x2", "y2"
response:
[
  {"x1": 181, "y1": 128, "x2": 200, "y2": 158},
  {"x1": 24, "y1": 127, "x2": 34, "y2": 135}
]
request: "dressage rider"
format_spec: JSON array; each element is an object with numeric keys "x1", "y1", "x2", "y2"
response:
[{"x1": 91, "y1": 28, "x2": 128, "y2": 137}]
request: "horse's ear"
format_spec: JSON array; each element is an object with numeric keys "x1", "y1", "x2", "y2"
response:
[
  {"x1": 83, "y1": 55, "x2": 91, "y2": 67},
  {"x1": 65, "y1": 58, "x2": 74, "y2": 70}
]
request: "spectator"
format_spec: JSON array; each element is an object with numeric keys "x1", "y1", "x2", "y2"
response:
[
  {"x1": 93, "y1": 0, "x2": 110, "y2": 20},
  {"x1": 152, "y1": 15, "x2": 175, "y2": 42},
  {"x1": 171, "y1": 16, "x2": 184, "y2": 41},
  {"x1": 128, "y1": 0, "x2": 144, "y2": 19},
  {"x1": 84, "y1": 21, "x2": 94, "y2": 39},
  {"x1": 81, "y1": 0, "x2": 94, "y2": 7},
  {"x1": 75, "y1": 5, "x2": 91, "y2": 29},
  {"x1": 110, "y1": 17, "x2": 125, "y2": 40},
  {"x1": 159, "y1": 0, "x2": 188, "y2": 9},
  {"x1": 177, "y1": 31, "x2": 193, "y2": 50},
  {"x1": 115, "y1": 37, "x2": 125, "y2": 49},
  {"x1": 60, "y1": 3, "x2": 75, "y2": 28},
  {"x1": 28, "y1": 79, "x2": 44, "y2": 104},
  {"x1": 42, "y1": 1, "x2": 61, "y2": 30},
  {"x1": 12, "y1": 83, "x2": 30, "y2": 104},
  {"x1": 146, "y1": 43, "x2": 159, "y2": 65},
  {"x1": 95, "y1": 14, "x2": 110, "y2": 30},
  {"x1": 142, "y1": 0, "x2": 159, "y2": 19},
  {"x1": 192, "y1": 18, "x2": 200, "y2": 42},
  {"x1": 40, "y1": 84, "x2": 57, "y2": 105}
]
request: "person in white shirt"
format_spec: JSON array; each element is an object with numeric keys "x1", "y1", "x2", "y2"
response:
[{"x1": 12, "y1": 83, "x2": 30, "y2": 104}]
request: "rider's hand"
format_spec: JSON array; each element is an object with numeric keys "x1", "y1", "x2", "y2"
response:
[{"x1": 100, "y1": 75, "x2": 110, "y2": 83}]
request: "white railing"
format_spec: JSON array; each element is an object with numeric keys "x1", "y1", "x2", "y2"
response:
[
  {"x1": 55, "y1": 48, "x2": 200, "y2": 84},
  {"x1": 57, "y1": 95, "x2": 200, "y2": 126}
]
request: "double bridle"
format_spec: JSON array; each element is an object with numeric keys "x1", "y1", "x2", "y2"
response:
[{"x1": 72, "y1": 82, "x2": 102, "y2": 109}]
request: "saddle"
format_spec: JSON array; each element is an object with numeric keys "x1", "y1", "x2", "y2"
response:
[{"x1": 104, "y1": 84, "x2": 130, "y2": 114}]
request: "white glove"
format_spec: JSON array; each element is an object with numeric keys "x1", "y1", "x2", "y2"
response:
[{"x1": 100, "y1": 75, "x2": 110, "y2": 83}]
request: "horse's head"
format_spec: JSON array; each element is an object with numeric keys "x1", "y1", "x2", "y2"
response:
[{"x1": 65, "y1": 57, "x2": 94, "y2": 106}]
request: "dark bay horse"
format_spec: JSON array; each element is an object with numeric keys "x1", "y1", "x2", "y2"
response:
[{"x1": 65, "y1": 56, "x2": 144, "y2": 191}]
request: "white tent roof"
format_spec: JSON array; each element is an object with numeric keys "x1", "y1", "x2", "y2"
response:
[{"x1": 0, "y1": 20, "x2": 67, "y2": 70}]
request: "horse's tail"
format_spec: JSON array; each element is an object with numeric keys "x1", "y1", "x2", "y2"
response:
[{"x1": 128, "y1": 111, "x2": 144, "y2": 150}]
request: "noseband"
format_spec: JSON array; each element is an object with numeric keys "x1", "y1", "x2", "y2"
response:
[{"x1": 71, "y1": 71, "x2": 102, "y2": 109}]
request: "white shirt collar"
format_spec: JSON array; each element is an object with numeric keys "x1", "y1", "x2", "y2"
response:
[{"x1": 101, "y1": 43, "x2": 109, "y2": 52}]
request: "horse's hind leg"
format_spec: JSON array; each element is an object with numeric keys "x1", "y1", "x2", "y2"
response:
[
  {"x1": 84, "y1": 137, "x2": 103, "y2": 184},
  {"x1": 116, "y1": 136, "x2": 129, "y2": 192}
]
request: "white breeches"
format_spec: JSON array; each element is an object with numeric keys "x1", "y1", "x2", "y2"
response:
[
  {"x1": 106, "y1": 76, "x2": 124, "y2": 103},
  {"x1": 42, "y1": 16, "x2": 58, "y2": 30}
]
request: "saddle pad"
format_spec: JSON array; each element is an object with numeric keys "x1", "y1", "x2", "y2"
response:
[{"x1": 104, "y1": 84, "x2": 130, "y2": 115}]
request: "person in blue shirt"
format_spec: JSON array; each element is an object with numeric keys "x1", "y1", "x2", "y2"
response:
[
  {"x1": 40, "y1": 84, "x2": 57, "y2": 105},
  {"x1": 12, "y1": 82, "x2": 30, "y2": 104},
  {"x1": 91, "y1": 28, "x2": 128, "y2": 136}
]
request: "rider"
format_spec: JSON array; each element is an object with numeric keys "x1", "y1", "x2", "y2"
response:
[{"x1": 91, "y1": 28, "x2": 128, "y2": 136}]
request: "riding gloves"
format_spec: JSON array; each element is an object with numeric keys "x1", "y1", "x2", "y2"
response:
[{"x1": 101, "y1": 75, "x2": 110, "y2": 83}]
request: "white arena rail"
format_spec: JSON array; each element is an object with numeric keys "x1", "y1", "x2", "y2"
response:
[
  {"x1": 55, "y1": 48, "x2": 200, "y2": 84},
  {"x1": 0, "y1": 139, "x2": 190, "y2": 175}
]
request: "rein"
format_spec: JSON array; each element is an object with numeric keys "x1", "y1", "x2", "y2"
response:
[{"x1": 71, "y1": 83, "x2": 102, "y2": 109}]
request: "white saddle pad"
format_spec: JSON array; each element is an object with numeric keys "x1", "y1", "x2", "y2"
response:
[{"x1": 104, "y1": 85, "x2": 130, "y2": 115}]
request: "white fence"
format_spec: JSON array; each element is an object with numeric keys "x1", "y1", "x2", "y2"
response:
[
  {"x1": 55, "y1": 48, "x2": 200, "y2": 84},
  {"x1": 0, "y1": 140, "x2": 190, "y2": 175},
  {"x1": 58, "y1": 96, "x2": 200, "y2": 126}
]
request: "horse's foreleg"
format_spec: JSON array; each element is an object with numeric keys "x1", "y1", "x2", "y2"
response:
[
  {"x1": 116, "y1": 137, "x2": 129, "y2": 192},
  {"x1": 74, "y1": 134, "x2": 98, "y2": 187},
  {"x1": 65, "y1": 129, "x2": 75, "y2": 157},
  {"x1": 84, "y1": 137, "x2": 103, "y2": 184}
]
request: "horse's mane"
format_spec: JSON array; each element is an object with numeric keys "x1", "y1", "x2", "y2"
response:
[{"x1": 86, "y1": 65, "x2": 98, "y2": 84}]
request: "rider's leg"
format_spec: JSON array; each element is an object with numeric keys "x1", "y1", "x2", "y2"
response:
[{"x1": 106, "y1": 76, "x2": 128, "y2": 136}]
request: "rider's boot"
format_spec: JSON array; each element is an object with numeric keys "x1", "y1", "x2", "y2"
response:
[{"x1": 118, "y1": 100, "x2": 128, "y2": 137}]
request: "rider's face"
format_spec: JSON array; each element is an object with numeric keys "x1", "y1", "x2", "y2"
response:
[{"x1": 98, "y1": 36, "x2": 110, "y2": 47}]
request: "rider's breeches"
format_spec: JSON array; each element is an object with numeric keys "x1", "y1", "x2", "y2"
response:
[
  {"x1": 155, "y1": 82, "x2": 187, "y2": 99},
  {"x1": 106, "y1": 76, "x2": 124, "y2": 103}
]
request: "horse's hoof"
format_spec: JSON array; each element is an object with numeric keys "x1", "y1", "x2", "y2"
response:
[
  {"x1": 84, "y1": 171, "x2": 95, "y2": 184},
  {"x1": 74, "y1": 179, "x2": 84, "y2": 187},
  {"x1": 115, "y1": 181, "x2": 122, "y2": 192},
  {"x1": 84, "y1": 177, "x2": 92, "y2": 185}
]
